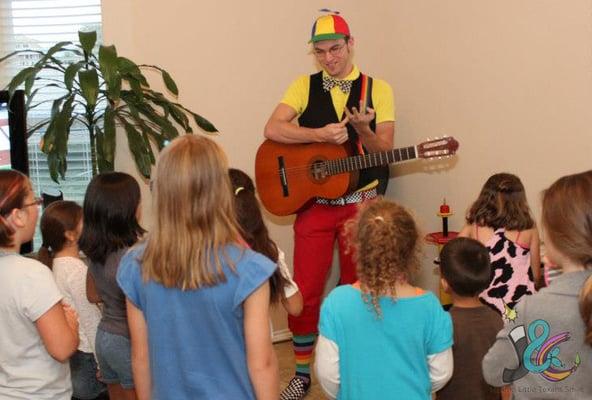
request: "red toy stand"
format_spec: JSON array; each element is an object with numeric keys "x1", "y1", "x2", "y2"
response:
[{"x1": 425, "y1": 199, "x2": 458, "y2": 307}]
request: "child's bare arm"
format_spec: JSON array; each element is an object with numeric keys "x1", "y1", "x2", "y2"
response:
[
  {"x1": 530, "y1": 228, "x2": 542, "y2": 284},
  {"x1": 35, "y1": 302, "x2": 79, "y2": 362},
  {"x1": 244, "y1": 282, "x2": 279, "y2": 400},
  {"x1": 127, "y1": 299, "x2": 151, "y2": 400},
  {"x1": 282, "y1": 291, "x2": 304, "y2": 317},
  {"x1": 86, "y1": 270, "x2": 102, "y2": 304}
]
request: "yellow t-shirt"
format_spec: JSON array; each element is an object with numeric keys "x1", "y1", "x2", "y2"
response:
[{"x1": 280, "y1": 65, "x2": 396, "y2": 124}]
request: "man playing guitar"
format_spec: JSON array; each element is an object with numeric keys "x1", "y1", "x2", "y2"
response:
[{"x1": 263, "y1": 12, "x2": 395, "y2": 400}]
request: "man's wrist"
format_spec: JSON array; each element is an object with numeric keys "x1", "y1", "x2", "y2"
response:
[{"x1": 311, "y1": 127, "x2": 324, "y2": 142}]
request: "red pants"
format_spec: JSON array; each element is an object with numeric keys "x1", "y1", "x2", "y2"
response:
[{"x1": 288, "y1": 203, "x2": 360, "y2": 334}]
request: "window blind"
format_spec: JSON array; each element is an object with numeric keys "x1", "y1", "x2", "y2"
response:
[{"x1": 0, "y1": 0, "x2": 102, "y2": 248}]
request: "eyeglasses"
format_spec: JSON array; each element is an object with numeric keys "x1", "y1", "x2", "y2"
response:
[
  {"x1": 21, "y1": 197, "x2": 43, "y2": 209},
  {"x1": 313, "y1": 43, "x2": 347, "y2": 58}
]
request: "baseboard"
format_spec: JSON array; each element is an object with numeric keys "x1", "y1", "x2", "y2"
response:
[{"x1": 272, "y1": 328, "x2": 293, "y2": 343}]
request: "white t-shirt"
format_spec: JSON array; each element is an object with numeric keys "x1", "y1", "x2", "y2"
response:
[
  {"x1": 0, "y1": 253, "x2": 72, "y2": 399},
  {"x1": 277, "y1": 249, "x2": 299, "y2": 298},
  {"x1": 52, "y1": 256, "x2": 101, "y2": 354}
]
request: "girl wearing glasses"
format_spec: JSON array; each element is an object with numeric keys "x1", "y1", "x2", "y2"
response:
[{"x1": 0, "y1": 169, "x2": 79, "y2": 399}]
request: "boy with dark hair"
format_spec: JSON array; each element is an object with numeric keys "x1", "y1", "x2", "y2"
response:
[{"x1": 437, "y1": 237, "x2": 504, "y2": 400}]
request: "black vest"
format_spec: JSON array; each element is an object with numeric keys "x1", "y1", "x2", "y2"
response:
[{"x1": 298, "y1": 71, "x2": 389, "y2": 194}]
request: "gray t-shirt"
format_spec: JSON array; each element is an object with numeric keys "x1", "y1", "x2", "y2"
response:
[
  {"x1": 483, "y1": 270, "x2": 592, "y2": 399},
  {"x1": 88, "y1": 248, "x2": 129, "y2": 337},
  {"x1": 0, "y1": 253, "x2": 71, "y2": 399}
]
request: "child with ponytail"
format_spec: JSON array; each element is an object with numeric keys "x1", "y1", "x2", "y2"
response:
[
  {"x1": 315, "y1": 199, "x2": 453, "y2": 399},
  {"x1": 229, "y1": 168, "x2": 303, "y2": 316},
  {"x1": 460, "y1": 173, "x2": 541, "y2": 317},
  {"x1": 483, "y1": 170, "x2": 592, "y2": 397},
  {"x1": 39, "y1": 201, "x2": 105, "y2": 399}
]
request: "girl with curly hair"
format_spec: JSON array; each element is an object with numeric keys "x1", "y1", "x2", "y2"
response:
[
  {"x1": 459, "y1": 173, "x2": 540, "y2": 316},
  {"x1": 314, "y1": 198, "x2": 453, "y2": 400}
]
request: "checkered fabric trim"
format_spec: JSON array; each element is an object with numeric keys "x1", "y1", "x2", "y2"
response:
[
  {"x1": 280, "y1": 376, "x2": 310, "y2": 400},
  {"x1": 316, "y1": 188, "x2": 377, "y2": 206}
]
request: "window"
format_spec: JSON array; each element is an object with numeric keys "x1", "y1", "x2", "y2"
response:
[{"x1": 1, "y1": 0, "x2": 102, "y2": 248}]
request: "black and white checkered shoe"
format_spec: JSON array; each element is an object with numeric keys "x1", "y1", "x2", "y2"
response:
[{"x1": 280, "y1": 376, "x2": 310, "y2": 400}]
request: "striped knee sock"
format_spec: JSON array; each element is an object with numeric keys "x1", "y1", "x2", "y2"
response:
[{"x1": 293, "y1": 333, "x2": 316, "y2": 383}]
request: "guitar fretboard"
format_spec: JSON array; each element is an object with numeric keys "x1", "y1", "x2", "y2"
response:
[{"x1": 325, "y1": 146, "x2": 417, "y2": 175}]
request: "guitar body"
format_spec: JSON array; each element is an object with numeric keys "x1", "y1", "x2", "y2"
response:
[{"x1": 255, "y1": 140, "x2": 358, "y2": 216}]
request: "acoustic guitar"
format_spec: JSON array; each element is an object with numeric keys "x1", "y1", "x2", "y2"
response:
[{"x1": 255, "y1": 137, "x2": 459, "y2": 216}]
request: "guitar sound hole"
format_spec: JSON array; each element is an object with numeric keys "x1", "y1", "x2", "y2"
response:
[{"x1": 310, "y1": 160, "x2": 329, "y2": 183}]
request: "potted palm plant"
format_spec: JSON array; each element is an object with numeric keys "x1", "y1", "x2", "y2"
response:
[{"x1": 0, "y1": 30, "x2": 217, "y2": 181}]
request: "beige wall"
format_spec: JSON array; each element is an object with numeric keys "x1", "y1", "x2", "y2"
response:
[{"x1": 102, "y1": 0, "x2": 592, "y2": 334}]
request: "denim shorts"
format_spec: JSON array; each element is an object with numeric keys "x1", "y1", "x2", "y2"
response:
[
  {"x1": 69, "y1": 350, "x2": 107, "y2": 399},
  {"x1": 95, "y1": 328, "x2": 135, "y2": 389}
]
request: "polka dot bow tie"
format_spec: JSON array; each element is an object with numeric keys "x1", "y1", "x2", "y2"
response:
[{"x1": 322, "y1": 75, "x2": 353, "y2": 93}]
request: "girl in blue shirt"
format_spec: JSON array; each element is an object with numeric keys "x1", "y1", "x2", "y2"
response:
[
  {"x1": 118, "y1": 135, "x2": 279, "y2": 400},
  {"x1": 315, "y1": 199, "x2": 453, "y2": 400}
]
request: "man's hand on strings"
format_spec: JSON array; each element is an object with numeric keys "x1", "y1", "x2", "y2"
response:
[{"x1": 316, "y1": 116, "x2": 350, "y2": 144}]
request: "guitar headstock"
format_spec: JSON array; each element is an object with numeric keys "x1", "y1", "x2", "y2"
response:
[{"x1": 417, "y1": 136, "x2": 459, "y2": 159}]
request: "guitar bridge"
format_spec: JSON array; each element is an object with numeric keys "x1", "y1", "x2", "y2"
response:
[{"x1": 278, "y1": 156, "x2": 289, "y2": 197}]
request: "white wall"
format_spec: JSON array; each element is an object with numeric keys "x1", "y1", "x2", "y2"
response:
[{"x1": 102, "y1": 0, "x2": 592, "y2": 332}]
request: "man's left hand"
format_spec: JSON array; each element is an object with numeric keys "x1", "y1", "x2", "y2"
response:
[{"x1": 344, "y1": 100, "x2": 375, "y2": 134}]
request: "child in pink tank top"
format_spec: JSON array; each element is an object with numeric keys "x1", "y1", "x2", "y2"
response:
[{"x1": 460, "y1": 173, "x2": 540, "y2": 320}]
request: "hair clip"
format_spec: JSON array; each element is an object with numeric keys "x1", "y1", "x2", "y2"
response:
[{"x1": 234, "y1": 186, "x2": 245, "y2": 196}]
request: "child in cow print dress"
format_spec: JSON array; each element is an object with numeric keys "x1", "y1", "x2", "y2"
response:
[{"x1": 459, "y1": 173, "x2": 541, "y2": 319}]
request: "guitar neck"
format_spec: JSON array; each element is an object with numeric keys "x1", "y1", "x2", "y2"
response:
[{"x1": 327, "y1": 145, "x2": 418, "y2": 175}]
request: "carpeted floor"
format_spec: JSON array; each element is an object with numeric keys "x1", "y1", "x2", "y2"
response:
[{"x1": 275, "y1": 340, "x2": 325, "y2": 400}]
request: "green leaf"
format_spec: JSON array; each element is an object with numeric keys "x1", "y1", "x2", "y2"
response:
[
  {"x1": 7, "y1": 67, "x2": 38, "y2": 97},
  {"x1": 37, "y1": 41, "x2": 72, "y2": 66},
  {"x1": 122, "y1": 93, "x2": 178, "y2": 139},
  {"x1": 78, "y1": 69, "x2": 99, "y2": 107},
  {"x1": 53, "y1": 97, "x2": 75, "y2": 154},
  {"x1": 51, "y1": 98, "x2": 64, "y2": 118},
  {"x1": 161, "y1": 70, "x2": 178, "y2": 96},
  {"x1": 95, "y1": 126, "x2": 114, "y2": 172},
  {"x1": 192, "y1": 112, "x2": 218, "y2": 133},
  {"x1": 122, "y1": 119, "x2": 152, "y2": 178},
  {"x1": 25, "y1": 87, "x2": 41, "y2": 109},
  {"x1": 0, "y1": 50, "x2": 21, "y2": 63},
  {"x1": 78, "y1": 31, "x2": 97, "y2": 54},
  {"x1": 24, "y1": 73, "x2": 36, "y2": 96},
  {"x1": 64, "y1": 62, "x2": 84, "y2": 90},
  {"x1": 128, "y1": 78, "x2": 144, "y2": 101},
  {"x1": 117, "y1": 57, "x2": 149, "y2": 87},
  {"x1": 27, "y1": 119, "x2": 51, "y2": 137},
  {"x1": 99, "y1": 45, "x2": 118, "y2": 73},
  {"x1": 101, "y1": 107, "x2": 116, "y2": 164},
  {"x1": 47, "y1": 152, "x2": 60, "y2": 182},
  {"x1": 41, "y1": 119, "x2": 57, "y2": 153},
  {"x1": 98, "y1": 45, "x2": 121, "y2": 101}
]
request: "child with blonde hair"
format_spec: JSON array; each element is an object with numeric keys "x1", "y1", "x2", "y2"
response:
[
  {"x1": 0, "y1": 170, "x2": 79, "y2": 399},
  {"x1": 118, "y1": 135, "x2": 279, "y2": 399},
  {"x1": 483, "y1": 170, "x2": 592, "y2": 397},
  {"x1": 229, "y1": 168, "x2": 303, "y2": 316},
  {"x1": 460, "y1": 173, "x2": 540, "y2": 316},
  {"x1": 38, "y1": 200, "x2": 105, "y2": 399},
  {"x1": 315, "y1": 198, "x2": 453, "y2": 399}
]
